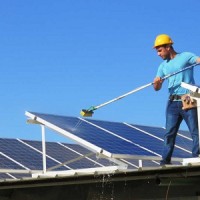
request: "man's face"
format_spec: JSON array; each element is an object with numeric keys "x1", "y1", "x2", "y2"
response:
[{"x1": 155, "y1": 46, "x2": 170, "y2": 60}]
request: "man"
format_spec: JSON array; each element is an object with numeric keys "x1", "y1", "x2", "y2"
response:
[{"x1": 153, "y1": 34, "x2": 200, "y2": 165}]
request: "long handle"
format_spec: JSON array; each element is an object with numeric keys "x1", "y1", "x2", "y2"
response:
[
  {"x1": 95, "y1": 82, "x2": 153, "y2": 110},
  {"x1": 91, "y1": 63, "x2": 199, "y2": 111}
]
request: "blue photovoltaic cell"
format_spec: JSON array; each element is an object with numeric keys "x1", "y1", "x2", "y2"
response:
[
  {"x1": 87, "y1": 119, "x2": 192, "y2": 158},
  {"x1": 178, "y1": 129, "x2": 193, "y2": 139},
  {"x1": 0, "y1": 154, "x2": 24, "y2": 170},
  {"x1": 23, "y1": 140, "x2": 114, "y2": 169},
  {"x1": 0, "y1": 139, "x2": 67, "y2": 170},
  {"x1": 10, "y1": 173, "x2": 31, "y2": 179},
  {"x1": 61, "y1": 143, "x2": 116, "y2": 167},
  {"x1": 0, "y1": 173, "x2": 14, "y2": 179},
  {"x1": 28, "y1": 112, "x2": 193, "y2": 158},
  {"x1": 132, "y1": 124, "x2": 193, "y2": 157},
  {"x1": 87, "y1": 119, "x2": 164, "y2": 155}
]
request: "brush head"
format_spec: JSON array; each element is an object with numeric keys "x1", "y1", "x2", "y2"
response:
[{"x1": 80, "y1": 109, "x2": 94, "y2": 117}]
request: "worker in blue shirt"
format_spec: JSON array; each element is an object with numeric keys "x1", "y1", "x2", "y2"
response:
[{"x1": 153, "y1": 34, "x2": 200, "y2": 165}]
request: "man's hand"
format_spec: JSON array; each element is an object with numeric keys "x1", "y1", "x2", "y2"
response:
[
  {"x1": 196, "y1": 57, "x2": 200, "y2": 64},
  {"x1": 153, "y1": 77, "x2": 163, "y2": 91}
]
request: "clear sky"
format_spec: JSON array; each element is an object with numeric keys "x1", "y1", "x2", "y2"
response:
[{"x1": 0, "y1": 0, "x2": 200, "y2": 142}]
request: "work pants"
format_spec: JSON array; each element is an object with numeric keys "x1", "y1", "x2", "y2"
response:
[{"x1": 161, "y1": 100, "x2": 199, "y2": 165}]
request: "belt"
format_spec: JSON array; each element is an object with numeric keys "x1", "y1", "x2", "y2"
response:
[{"x1": 169, "y1": 95, "x2": 182, "y2": 101}]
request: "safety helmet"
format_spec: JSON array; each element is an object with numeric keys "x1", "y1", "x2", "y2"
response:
[{"x1": 153, "y1": 34, "x2": 173, "y2": 48}]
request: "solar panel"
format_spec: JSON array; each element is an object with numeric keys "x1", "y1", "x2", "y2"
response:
[
  {"x1": 131, "y1": 124, "x2": 192, "y2": 155},
  {"x1": 25, "y1": 111, "x2": 193, "y2": 163},
  {"x1": 0, "y1": 153, "x2": 24, "y2": 170},
  {"x1": 0, "y1": 138, "x2": 119, "y2": 180},
  {"x1": 26, "y1": 112, "x2": 158, "y2": 157},
  {"x1": 0, "y1": 173, "x2": 14, "y2": 179},
  {"x1": 0, "y1": 138, "x2": 66, "y2": 171},
  {"x1": 22, "y1": 140, "x2": 113, "y2": 169}
]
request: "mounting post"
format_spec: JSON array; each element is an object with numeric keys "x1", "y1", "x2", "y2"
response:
[{"x1": 41, "y1": 125, "x2": 47, "y2": 173}]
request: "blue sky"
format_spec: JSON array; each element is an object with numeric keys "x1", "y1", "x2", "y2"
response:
[{"x1": 0, "y1": 0, "x2": 200, "y2": 142}]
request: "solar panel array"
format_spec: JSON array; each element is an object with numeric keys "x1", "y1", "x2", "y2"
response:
[
  {"x1": 0, "y1": 111, "x2": 194, "y2": 180},
  {"x1": 0, "y1": 138, "x2": 117, "y2": 180},
  {"x1": 26, "y1": 112, "x2": 193, "y2": 158}
]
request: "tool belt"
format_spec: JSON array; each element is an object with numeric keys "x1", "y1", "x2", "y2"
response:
[
  {"x1": 169, "y1": 95, "x2": 182, "y2": 101},
  {"x1": 181, "y1": 94, "x2": 197, "y2": 110},
  {"x1": 169, "y1": 94, "x2": 197, "y2": 110}
]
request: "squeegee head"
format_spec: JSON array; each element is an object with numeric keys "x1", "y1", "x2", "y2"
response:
[{"x1": 80, "y1": 109, "x2": 94, "y2": 117}]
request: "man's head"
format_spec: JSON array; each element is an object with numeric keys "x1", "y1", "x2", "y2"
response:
[{"x1": 153, "y1": 34, "x2": 174, "y2": 60}]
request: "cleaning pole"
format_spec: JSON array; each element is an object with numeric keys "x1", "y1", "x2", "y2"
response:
[{"x1": 80, "y1": 63, "x2": 199, "y2": 117}]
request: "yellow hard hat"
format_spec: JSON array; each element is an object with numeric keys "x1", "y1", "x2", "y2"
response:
[{"x1": 153, "y1": 34, "x2": 173, "y2": 48}]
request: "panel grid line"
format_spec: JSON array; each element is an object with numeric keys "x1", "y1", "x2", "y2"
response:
[
  {"x1": 79, "y1": 118, "x2": 161, "y2": 157},
  {"x1": 0, "y1": 152, "x2": 30, "y2": 170},
  {"x1": 17, "y1": 139, "x2": 72, "y2": 170},
  {"x1": 124, "y1": 123, "x2": 192, "y2": 154}
]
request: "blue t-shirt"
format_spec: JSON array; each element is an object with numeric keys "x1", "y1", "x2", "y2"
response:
[{"x1": 156, "y1": 52, "x2": 198, "y2": 95}]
